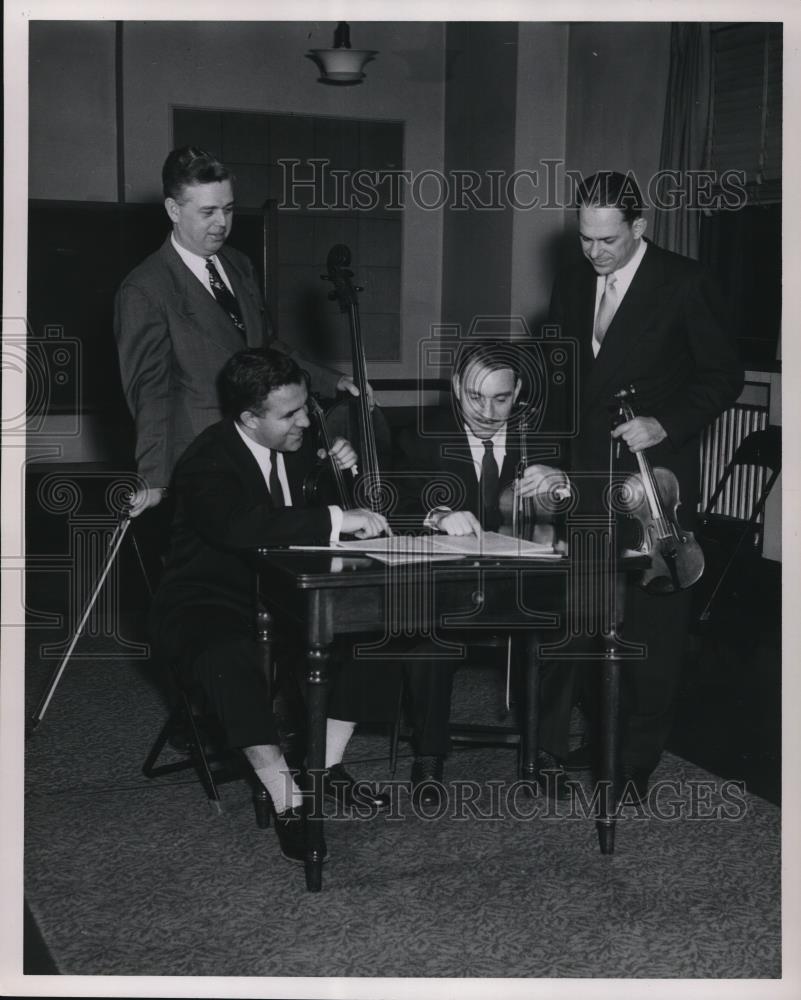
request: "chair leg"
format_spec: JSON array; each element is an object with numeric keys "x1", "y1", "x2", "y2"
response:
[
  {"x1": 389, "y1": 681, "x2": 404, "y2": 777},
  {"x1": 179, "y1": 690, "x2": 223, "y2": 810},
  {"x1": 142, "y1": 709, "x2": 178, "y2": 778},
  {"x1": 145, "y1": 659, "x2": 279, "y2": 828}
]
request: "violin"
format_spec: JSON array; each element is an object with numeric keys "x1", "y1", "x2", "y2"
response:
[
  {"x1": 612, "y1": 386, "x2": 704, "y2": 594},
  {"x1": 497, "y1": 403, "x2": 571, "y2": 548},
  {"x1": 497, "y1": 409, "x2": 557, "y2": 547},
  {"x1": 321, "y1": 244, "x2": 391, "y2": 514}
]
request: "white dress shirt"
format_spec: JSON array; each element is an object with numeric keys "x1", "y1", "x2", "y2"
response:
[
  {"x1": 425, "y1": 423, "x2": 508, "y2": 526},
  {"x1": 234, "y1": 422, "x2": 343, "y2": 541},
  {"x1": 171, "y1": 233, "x2": 235, "y2": 297},
  {"x1": 465, "y1": 424, "x2": 507, "y2": 480}
]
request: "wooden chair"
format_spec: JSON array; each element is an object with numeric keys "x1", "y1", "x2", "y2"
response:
[
  {"x1": 141, "y1": 663, "x2": 271, "y2": 827},
  {"x1": 388, "y1": 634, "x2": 523, "y2": 775},
  {"x1": 141, "y1": 578, "x2": 277, "y2": 828}
]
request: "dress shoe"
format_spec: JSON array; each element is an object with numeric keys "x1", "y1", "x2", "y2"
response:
[
  {"x1": 534, "y1": 749, "x2": 571, "y2": 801},
  {"x1": 273, "y1": 806, "x2": 328, "y2": 865},
  {"x1": 410, "y1": 755, "x2": 446, "y2": 810},
  {"x1": 323, "y1": 763, "x2": 391, "y2": 811}
]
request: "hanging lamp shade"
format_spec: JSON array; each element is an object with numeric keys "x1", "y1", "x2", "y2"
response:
[{"x1": 308, "y1": 22, "x2": 377, "y2": 85}]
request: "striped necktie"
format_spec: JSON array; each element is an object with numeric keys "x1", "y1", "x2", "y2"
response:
[{"x1": 206, "y1": 257, "x2": 246, "y2": 334}]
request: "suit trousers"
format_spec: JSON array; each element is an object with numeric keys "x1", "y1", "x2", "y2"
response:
[
  {"x1": 154, "y1": 606, "x2": 279, "y2": 748},
  {"x1": 542, "y1": 580, "x2": 693, "y2": 771},
  {"x1": 618, "y1": 581, "x2": 693, "y2": 771},
  {"x1": 153, "y1": 605, "x2": 402, "y2": 750},
  {"x1": 403, "y1": 640, "x2": 570, "y2": 759}
]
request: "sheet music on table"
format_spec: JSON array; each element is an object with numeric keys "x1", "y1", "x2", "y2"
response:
[{"x1": 289, "y1": 531, "x2": 564, "y2": 564}]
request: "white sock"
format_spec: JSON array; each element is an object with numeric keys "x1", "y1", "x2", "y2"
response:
[
  {"x1": 325, "y1": 718, "x2": 356, "y2": 768},
  {"x1": 243, "y1": 744, "x2": 303, "y2": 814}
]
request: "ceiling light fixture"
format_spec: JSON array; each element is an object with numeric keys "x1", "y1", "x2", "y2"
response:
[{"x1": 308, "y1": 22, "x2": 377, "y2": 86}]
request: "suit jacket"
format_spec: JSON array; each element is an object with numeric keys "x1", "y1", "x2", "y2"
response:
[
  {"x1": 549, "y1": 240, "x2": 743, "y2": 526},
  {"x1": 150, "y1": 418, "x2": 333, "y2": 636},
  {"x1": 114, "y1": 237, "x2": 340, "y2": 489},
  {"x1": 394, "y1": 407, "x2": 521, "y2": 530}
]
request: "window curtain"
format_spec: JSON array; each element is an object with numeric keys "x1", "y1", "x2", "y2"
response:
[{"x1": 652, "y1": 24, "x2": 712, "y2": 259}]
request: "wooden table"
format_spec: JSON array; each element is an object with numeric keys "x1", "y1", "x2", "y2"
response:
[{"x1": 255, "y1": 547, "x2": 645, "y2": 891}]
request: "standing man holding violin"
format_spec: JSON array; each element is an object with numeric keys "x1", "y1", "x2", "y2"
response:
[
  {"x1": 395, "y1": 341, "x2": 571, "y2": 804},
  {"x1": 548, "y1": 170, "x2": 743, "y2": 802}
]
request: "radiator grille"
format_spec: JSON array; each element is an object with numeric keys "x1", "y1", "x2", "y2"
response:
[{"x1": 699, "y1": 404, "x2": 769, "y2": 522}]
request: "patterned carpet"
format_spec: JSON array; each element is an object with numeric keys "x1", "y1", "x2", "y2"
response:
[{"x1": 23, "y1": 632, "x2": 781, "y2": 980}]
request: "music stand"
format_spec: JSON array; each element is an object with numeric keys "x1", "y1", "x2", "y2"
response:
[{"x1": 27, "y1": 510, "x2": 152, "y2": 733}]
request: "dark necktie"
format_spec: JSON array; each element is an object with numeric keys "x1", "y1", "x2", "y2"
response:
[
  {"x1": 268, "y1": 451, "x2": 284, "y2": 507},
  {"x1": 480, "y1": 440, "x2": 500, "y2": 528},
  {"x1": 206, "y1": 257, "x2": 246, "y2": 334}
]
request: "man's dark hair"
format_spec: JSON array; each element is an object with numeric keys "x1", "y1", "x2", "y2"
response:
[
  {"x1": 576, "y1": 171, "x2": 644, "y2": 223},
  {"x1": 219, "y1": 348, "x2": 308, "y2": 420},
  {"x1": 453, "y1": 340, "x2": 523, "y2": 383},
  {"x1": 162, "y1": 146, "x2": 231, "y2": 201}
]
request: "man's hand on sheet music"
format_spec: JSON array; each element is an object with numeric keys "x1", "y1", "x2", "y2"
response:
[
  {"x1": 516, "y1": 465, "x2": 571, "y2": 502},
  {"x1": 430, "y1": 509, "x2": 482, "y2": 537},
  {"x1": 341, "y1": 508, "x2": 392, "y2": 539}
]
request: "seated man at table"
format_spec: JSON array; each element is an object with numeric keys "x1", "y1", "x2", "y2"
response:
[
  {"x1": 149, "y1": 347, "x2": 394, "y2": 864},
  {"x1": 394, "y1": 340, "x2": 572, "y2": 804}
]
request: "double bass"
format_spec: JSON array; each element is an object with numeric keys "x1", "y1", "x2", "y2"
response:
[
  {"x1": 612, "y1": 386, "x2": 704, "y2": 594},
  {"x1": 316, "y1": 244, "x2": 392, "y2": 515}
]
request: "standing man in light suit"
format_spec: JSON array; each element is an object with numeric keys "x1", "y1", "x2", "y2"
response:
[
  {"x1": 114, "y1": 146, "x2": 366, "y2": 517},
  {"x1": 549, "y1": 171, "x2": 743, "y2": 801}
]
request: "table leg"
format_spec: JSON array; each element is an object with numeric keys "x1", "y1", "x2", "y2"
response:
[
  {"x1": 256, "y1": 605, "x2": 274, "y2": 696},
  {"x1": 254, "y1": 604, "x2": 275, "y2": 828},
  {"x1": 520, "y1": 632, "x2": 540, "y2": 785},
  {"x1": 304, "y1": 640, "x2": 330, "y2": 892},
  {"x1": 596, "y1": 638, "x2": 620, "y2": 854}
]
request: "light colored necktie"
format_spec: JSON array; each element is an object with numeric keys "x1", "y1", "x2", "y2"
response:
[{"x1": 594, "y1": 274, "x2": 618, "y2": 347}]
